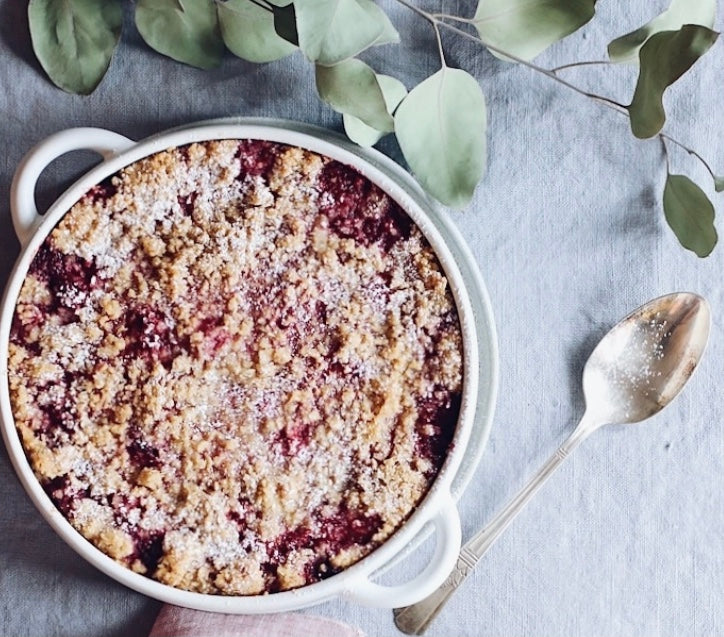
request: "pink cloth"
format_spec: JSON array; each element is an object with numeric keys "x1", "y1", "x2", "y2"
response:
[{"x1": 149, "y1": 605, "x2": 366, "y2": 637}]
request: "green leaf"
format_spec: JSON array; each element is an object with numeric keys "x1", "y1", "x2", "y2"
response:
[
  {"x1": 608, "y1": 0, "x2": 716, "y2": 63},
  {"x1": 295, "y1": 0, "x2": 389, "y2": 65},
  {"x1": 394, "y1": 68, "x2": 487, "y2": 208},
  {"x1": 715, "y1": 176, "x2": 724, "y2": 193},
  {"x1": 473, "y1": 0, "x2": 596, "y2": 62},
  {"x1": 343, "y1": 75, "x2": 407, "y2": 146},
  {"x1": 135, "y1": 0, "x2": 223, "y2": 70},
  {"x1": 28, "y1": 0, "x2": 122, "y2": 95},
  {"x1": 218, "y1": 0, "x2": 296, "y2": 62},
  {"x1": 663, "y1": 173, "x2": 717, "y2": 257},
  {"x1": 628, "y1": 25, "x2": 718, "y2": 139},
  {"x1": 316, "y1": 59, "x2": 393, "y2": 132},
  {"x1": 357, "y1": 0, "x2": 399, "y2": 46}
]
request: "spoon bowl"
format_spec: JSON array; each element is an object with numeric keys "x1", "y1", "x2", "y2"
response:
[{"x1": 582, "y1": 292, "x2": 711, "y2": 427}]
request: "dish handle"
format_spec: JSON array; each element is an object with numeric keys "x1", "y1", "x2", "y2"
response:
[
  {"x1": 10, "y1": 127, "x2": 135, "y2": 246},
  {"x1": 344, "y1": 493, "x2": 461, "y2": 608}
]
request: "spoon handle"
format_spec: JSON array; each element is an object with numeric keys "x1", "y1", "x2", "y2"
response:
[{"x1": 393, "y1": 420, "x2": 593, "y2": 635}]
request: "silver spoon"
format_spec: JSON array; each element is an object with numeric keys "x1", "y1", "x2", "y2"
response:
[{"x1": 394, "y1": 292, "x2": 711, "y2": 635}]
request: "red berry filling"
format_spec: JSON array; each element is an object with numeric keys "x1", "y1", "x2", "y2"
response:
[
  {"x1": 273, "y1": 421, "x2": 314, "y2": 456},
  {"x1": 316, "y1": 161, "x2": 412, "y2": 250},
  {"x1": 42, "y1": 474, "x2": 89, "y2": 518},
  {"x1": 134, "y1": 530, "x2": 166, "y2": 574},
  {"x1": 415, "y1": 388, "x2": 461, "y2": 473},
  {"x1": 263, "y1": 504, "x2": 383, "y2": 588},
  {"x1": 83, "y1": 177, "x2": 117, "y2": 204},
  {"x1": 29, "y1": 244, "x2": 99, "y2": 313},
  {"x1": 122, "y1": 305, "x2": 184, "y2": 367},
  {"x1": 177, "y1": 192, "x2": 198, "y2": 216},
  {"x1": 126, "y1": 426, "x2": 161, "y2": 469},
  {"x1": 236, "y1": 139, "x2": 281, "y2": 180}
]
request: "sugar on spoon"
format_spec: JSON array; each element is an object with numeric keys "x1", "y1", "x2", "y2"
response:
[{"x1": 394, "y1": 292, "x2": 711, "y2": 635}]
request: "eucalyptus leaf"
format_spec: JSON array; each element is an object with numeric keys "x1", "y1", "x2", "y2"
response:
[
  {"x1": 715, "y1": 176, "x2": 724, "y2": 193},
  {"x1": 316, "y1": 59, "x2": 393, "y2": 132},
  {"x1": 135, "y1": 0, "x2": 223, "y2": 69},
  {"x1": 628, "y1": 25, "x2": 718, "y2": 139},
  {"x1": 663, "y1": 173, "x2": 717, "y2": 257},
  {"x1": 394, "y1": 68, "x2": 486, "y2": 208},
  {"x1": 608, "y1": 0, "x2": 716, "y2": 63},
  {"x1": 295, "y1": 0, "x2": 387, "y2": 65},
  {"x1": 473, "y1": 0, "x2": 596, "y2": 62},
  {"x1": 28, "y1": 0, "x2": 122, "y2": 95},
  {"x1": 357, "y1": 0, "x2": 399, "y2": 46},
  {"x1": 343, "y1": 75, "x2": 407, "y2": 146},
  {"x1": 218, "y1": 0, "x2": 296, "y2": 62}
]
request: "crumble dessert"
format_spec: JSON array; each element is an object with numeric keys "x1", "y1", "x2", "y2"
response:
[{"x1": 7, "y1": 139, "x2": 464, "y2": 595}]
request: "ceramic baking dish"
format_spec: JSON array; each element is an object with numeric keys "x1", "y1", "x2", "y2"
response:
[{"x1": 1, "y1": 118, "x2": 498, "y2": 613}]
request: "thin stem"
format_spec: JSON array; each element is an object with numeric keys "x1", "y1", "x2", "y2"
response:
[
  {"x1": 393, "y1": 0, "x2": 447, "y2": 68},
  {"x1": 432, "y1": 13, "x2": 475, "y2": 24},
  {"x1": 660, "y1": 135, "x2": 671, "y2": 173},
  {"x1": 393, "y1": 0, "x2": 434, "y2": 23},
  {"x1": 550, "y1": 60, "x2": 614, "y2": 74},
  {"x1": 392, "y1": 0, "x2": 628, "y2": 112},
  {"x1": 434, "y1": 22, "x2": 447, "y2": 67},
  {"x1": 659, "y1": 132, "x2": 717, "y2": 181},
  {"x1": 434, "y1": 18, "x2": 629, "y2": 111}
]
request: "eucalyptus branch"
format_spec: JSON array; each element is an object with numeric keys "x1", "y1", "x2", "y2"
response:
[
  {"x1": 550, "y1": 60, "x2": 614, "y2": 74},
  {"x1": 387, "y1": 0, "x2": 720, "y2": 255},
  {"x1": 659, "y1": 132, "x2": 718, "y2": 181},
  {"x1": 391, "y1": 1, "x2": 626, "y2": 109},
  {"x1": 427, "y1": 15, "x2": 629, "y2": 112},
  {"x1": 393, "y1": 0, "x2": 716, "y2": 180}
]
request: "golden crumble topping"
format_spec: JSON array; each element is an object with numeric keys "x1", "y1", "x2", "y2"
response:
[{"x1": 8, "y1": 139, "x2": 464, "y2": 595}]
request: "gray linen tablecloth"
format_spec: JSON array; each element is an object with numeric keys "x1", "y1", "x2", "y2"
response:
[{"x1": 2, "y1": 1, "x2": 724, "y2": 636}]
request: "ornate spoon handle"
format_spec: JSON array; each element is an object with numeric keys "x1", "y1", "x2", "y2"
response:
[{"x1": 393, "y1": 421, "x2": 593, "y2": 635}]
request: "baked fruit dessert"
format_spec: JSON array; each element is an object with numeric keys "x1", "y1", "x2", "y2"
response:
[{"x1": 8, "y1": 139, "x2": 464, "y2": 595}]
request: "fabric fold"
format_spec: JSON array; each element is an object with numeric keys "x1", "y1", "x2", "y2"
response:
[{"x1": 149, "y1": 605, "x2": 366, "y2": 637}]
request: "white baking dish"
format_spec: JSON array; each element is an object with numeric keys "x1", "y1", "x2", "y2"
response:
[{"x1": 1, "y1": 119, "x2": 498, "y2": 613}]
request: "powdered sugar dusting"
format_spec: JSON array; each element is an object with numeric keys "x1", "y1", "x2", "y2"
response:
[{"x1": 8, "y1": 139, "x2": 463, "y2": 595}]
